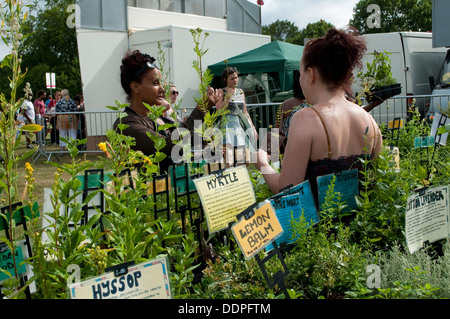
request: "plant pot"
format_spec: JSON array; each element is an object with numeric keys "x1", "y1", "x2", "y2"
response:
[{"x1": 366, "y1": 83, "x2": 402, "y2": 102}]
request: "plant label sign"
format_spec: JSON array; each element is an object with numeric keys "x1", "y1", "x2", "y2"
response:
[
  {"x1": 405, "y1": 185, "x2": 450, "y2": 254},
  {"x1": 193, "y1": 166, "x2": 256, "y2": 233},
  {"x1": 68, "y1": 256, "x2": 172, "y2": 299},
  {"x1": 317, "y1": 169, "x2": 359, "y2": 212},
  {"x1": 266, "y1": 180, "x2": 319, "y2": 250},
  {"x1": 384, "y1": 145, "x2": 400, "y2": 172},
  {"x1": 0, "y1": 243, "x2": 27, "y2": 282},
  {"x1": 388, "y1": 119, "x2": 403, "y2": 129},
  {"x1": 430, "y1": 113, "x2": 449, "y2": 146},
  {"x1": 414, "y1": 136, "x2": 435, "y2": 148},
  {"x1": 231, "y1": 201, "x2": 284, "y2": 260}
]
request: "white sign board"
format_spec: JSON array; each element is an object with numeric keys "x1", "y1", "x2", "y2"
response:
[
  {"x1": 405, "y1": 185, "x2": 450, "y2": 253},
  {"x1": 46, "y1": 72, "x2": 56, "y2": 89},
  {"x1": 69, "y1": 256, "x2": 172, "y2": 299}
]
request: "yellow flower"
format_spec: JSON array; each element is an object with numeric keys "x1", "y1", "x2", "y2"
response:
[
  {"x1": 98, "y1": 142, "x2": 107, "y2": 153},
  {"x1": 143, "y1": 156, "x2": 152, "y2": 165},
  {"x1": 98, "y1": 142, "x2": 111, "y2": 158},
  {"x1": 25, "y1": 162, "x2": 33, "y2": 173}
]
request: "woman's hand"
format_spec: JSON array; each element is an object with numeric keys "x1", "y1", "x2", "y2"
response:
[
  {"x1": 252, "y1": 149, "x2": 270, "y2": 171},
  {"x1": 207, "y1": 87, "x2": 220, "y2": 108},
  {"x1": 215, "y1": 89, "x2": 226, "y2": 111}
]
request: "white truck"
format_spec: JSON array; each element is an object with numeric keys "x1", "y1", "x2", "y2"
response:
[
  {"x1": 427, "y1": 0, "x2": 450, "y2": 120},
  {"x1": 351, "y1": 32, "x2": 447, "y2": 124}
]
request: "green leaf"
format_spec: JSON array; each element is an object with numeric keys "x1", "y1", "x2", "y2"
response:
[
  {"x1": 437, "y1": 124, "x2": 450, "y2": 135},
  {"x1": 20, "y1": 124, "x2": 43, "y2": 132}
]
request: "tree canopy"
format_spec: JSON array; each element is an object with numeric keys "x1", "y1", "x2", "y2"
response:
[
  {"x1": 262, "y1": 19, "x2": 334, "y2": 46},
  {"x1": 350, "y1": 0, "x2": 432, "y2": 34},
  {"x1": 0, "y1": 0, "x2": 82, "y2": 100},
  {"x1": 262, "y1": 19, "x2": 300, "y2": 42},
  {"x1": 262, "y1": 0, "x2": 433, "y2": 45}
]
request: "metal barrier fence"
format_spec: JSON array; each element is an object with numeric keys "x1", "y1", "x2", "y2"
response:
[
  {"x1": 32, "y1": 111, "x2": 117, "y2": 162},
  {"x1": 247, "y1": 94, "x2": 450, "y2": 129},
  {"x1": 31, "y1": 94, "x2": 450, "y2": 162}
]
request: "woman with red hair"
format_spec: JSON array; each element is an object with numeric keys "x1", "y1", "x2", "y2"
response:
[{"x1": 254, "y1": 28, "x2": 383, "y2": 205}]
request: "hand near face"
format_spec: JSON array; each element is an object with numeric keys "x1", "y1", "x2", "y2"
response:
[{"x1": 206, "y1": 87, "x2": 220, "y2": 109}]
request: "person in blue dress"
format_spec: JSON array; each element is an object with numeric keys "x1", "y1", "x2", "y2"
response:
[{"x1": 216, "y1": 67, "x2": 258, "y2": 165}]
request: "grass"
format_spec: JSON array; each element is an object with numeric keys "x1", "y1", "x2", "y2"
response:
[{"x1": 12, "y1": 135, "x2": 104, "y2": 208}]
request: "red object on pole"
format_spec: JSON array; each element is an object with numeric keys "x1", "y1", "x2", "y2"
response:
[{"x1": 257, "y1": 0, "x2": 264, "y2": 5}]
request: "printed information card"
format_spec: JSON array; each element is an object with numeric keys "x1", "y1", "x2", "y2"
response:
[
  {"x1": 193, "y1": 166, "x2": 256, "y2": 233},
  {"x1": 405, "y1": 185, "x2": 450, "y2": 254}
]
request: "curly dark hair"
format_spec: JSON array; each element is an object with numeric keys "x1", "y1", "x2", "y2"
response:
[
  {"x1": 221, "y1": 67, "x2": 238, "y2": 85},
  {"x1": 120, "y1": 50, "x2": 157, "y2": 98},
  {"x1": 302, "y1": 27, "x2": 367, "y2": 93}
]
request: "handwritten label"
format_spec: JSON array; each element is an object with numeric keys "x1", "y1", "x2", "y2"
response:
[
  {"x1": 69, "y1": 256, "x2": 172, "y2": 299},
  {"x1": 231, "y1": 201, "x2": 283, "y2": 260},
  {"x1": 414, "y1": 136, "x2": 435, "y2": 148},
  {"x1": 317, "y1": 169, "x2": 359, "y2": 212},
  {"x1": 388, "y1": 119, "x2": 403, "y2": 129},
  {"x1": 194, "y1": 166, "x2": 256, "y2": 233},
  {"x1": 0, "y1": 243, "x2": 27, "y2": 282},
  {"x1": 385, "y1": 145, "x2": 400, "y2": 172},
  {"x1": 266, "y1": 180, "x2": 319, "y2": 250}
]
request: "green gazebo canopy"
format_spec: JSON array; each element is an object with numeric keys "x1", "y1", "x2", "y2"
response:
[{"x1": 208, "y1": 40, "x2": 304, "y2": 92}]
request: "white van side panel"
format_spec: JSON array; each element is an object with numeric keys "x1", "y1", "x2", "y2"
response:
[{"x1": 352, "y1": 32, "x2": 446, "y2": 124}]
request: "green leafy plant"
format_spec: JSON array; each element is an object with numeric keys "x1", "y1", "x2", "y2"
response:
[
  {"x1": 357, "y1": 50, "x2": 397, "y2": 89},
  {"x1": 0, "y1": 0, "x2": 46, "y2": 298}
]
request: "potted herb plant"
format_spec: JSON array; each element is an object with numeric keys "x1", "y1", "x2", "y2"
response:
[{"x1": 357, "y1": 50, "x2": 402, "y2": 102}]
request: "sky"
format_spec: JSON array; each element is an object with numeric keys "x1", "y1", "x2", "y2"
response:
[{"x1": 260, "y1": 0, "x2": 360, "y2": 30}]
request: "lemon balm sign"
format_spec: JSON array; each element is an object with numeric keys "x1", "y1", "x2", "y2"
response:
[{"x1": 231, "y1": 201, "x2": 283, "y2": 260}]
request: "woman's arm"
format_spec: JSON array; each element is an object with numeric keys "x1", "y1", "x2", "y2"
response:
[{"x1": 254, "y1": 108, "x2": 312, "y2": 193}]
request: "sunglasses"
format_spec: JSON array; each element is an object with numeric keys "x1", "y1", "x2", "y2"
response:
[
  {"x1": 134, "y1": 61, "x2": 157, "y2": 79},
  {"x1": 171, "y1": 90, "x2": 179, "y2": 95}
]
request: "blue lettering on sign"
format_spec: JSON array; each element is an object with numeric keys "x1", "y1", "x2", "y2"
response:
[
  {"x1": 317, "y1": 169, "x2": 359, "y2": 212},
  {"x1": 91, "y1": 271, "x2": 143, "y2": 299}
]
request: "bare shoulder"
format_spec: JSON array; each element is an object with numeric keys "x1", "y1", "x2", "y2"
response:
[
  {"x1": 288, "y1": 107, "x2": 318, "y2": 137},
  {"x1": 290, "y1": 106, "x2": 318, "y2": 126}
]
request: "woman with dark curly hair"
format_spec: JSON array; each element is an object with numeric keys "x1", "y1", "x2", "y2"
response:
[
  {"x1": 254, "y1": 28, "x2": 383, "y2": 205},
  {"x1": 113, "y1": 50, "x2": 219, "y2": 173}
]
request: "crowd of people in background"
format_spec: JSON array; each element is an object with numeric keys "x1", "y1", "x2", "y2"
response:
[{"x1": 17, "y1": 87, "x2": 86, "y2": 153}]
